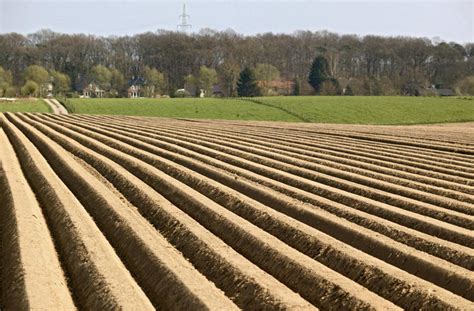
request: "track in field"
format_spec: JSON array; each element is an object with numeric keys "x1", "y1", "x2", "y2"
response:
[{"x1": 0, "y1": 112, "x2": 472, "y2": 310}]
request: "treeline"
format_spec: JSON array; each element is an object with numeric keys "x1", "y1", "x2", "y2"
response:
[{"x1": 0, "y1": 28, "x2": 473, "y2": 97}]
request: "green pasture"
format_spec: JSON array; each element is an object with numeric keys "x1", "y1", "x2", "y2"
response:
[
  {"x1": 0, "y1": 99, "x2": 51, "y2": 113},
  {"x1": 64, "y1": 96, "x2": 474, "y2": 125}
]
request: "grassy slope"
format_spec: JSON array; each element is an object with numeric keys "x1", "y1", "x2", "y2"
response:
[
  {"x1": 67, "y1": 96, "x2": 474, "y2": 125},
  {"x1": 261, "y1": 96, "x2": 474, "y2": 125},
  {"x1": 0, "y1": 99, "x2": 52, "y2": 113},
  {"x1": 66, "y1": 98, "x2": 301, "y2": 121}
]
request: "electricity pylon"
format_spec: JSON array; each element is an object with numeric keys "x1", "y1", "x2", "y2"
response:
[{"x1": 177, "y1": 3, "x2": 192, "y2": 33}]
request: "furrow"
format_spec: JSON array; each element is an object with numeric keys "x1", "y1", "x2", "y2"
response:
[
  {"x1": 308, "y1": 134, "x2": 474, "y2": 168},
  {"x1": 209, "y1": 124, "x2": 474, "y2": 171},
  {"x1": 312, "y1": 129, "x2": 474, "y2": 155},
  {"x1": 30, "y1": 114, "x2": 474, "y2": 303},
  {"x1": 285, "y1": 129, "x2": 474, "y2": 164},
  {"x1": 73, "y1": 114, "x2": 473, "y2": 201},
  {"x1": 5, "y1": 113, "x2": 237, "y2": 310},
  {"x1": 156, "y1": 124, "x2": 474, "y2": 208},
  {"x1": 26, "y1": 115, "x2": 401, "y2": 310},
  {"x1": 188, "y1": 123, "x2": 474, "y2": 183},
  {"x1": 167, "y1": 118, "x2": 474, "y2": 148},
  {"x1": 20, "y1": 113, "x2": 317, "y2": 310},
  {"x1": 76, "y1": 114, "x2": 473, "y2": 194},
  {"x1": 49, "y1": 115, "x2": 474, "y2": 247},
  {"x1": 242, "y1": 126, "x2": 474, "y2": 169},
  {"x1": 74, "y1": 117, "x2": 473, "y2": 218},
  {"x1": 204, "y1": 128, "x2": 473, "y2": 186},
  {"x1": 39, "y1": 114, "x2": 474, "y2": 269},
  {"x1": 200, "y1": 121, "x2": 474, "y2": 155},
  {"x1": 179, "y1": 124, "x2": 474, "y2": 181},
  {"x1": 0, "y1": 127, "x2": 76, "y2": 310},
  {"x1": 287, "y1": 123, "x2": 474, "y2": 144},
  {"x1": 0, "y1": 115, "x2": 154, "y2": 310},
  {"x1": 118, "y1": 116, "x2": 474, "y2": 165}
]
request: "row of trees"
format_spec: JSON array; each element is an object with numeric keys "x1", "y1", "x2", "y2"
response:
[
  {"x1": 84, "y1": 64, "x2": 165, "y2": 97},
  {"x1": 0, "y1": 64, "x2": 71, "y2": 97},
  {"x1": 183, "y1": 63, "x2": 282, "y2": 97},
  {"x1": 0, "y1": 63, "x2": 166, "y2": 98},
  {"x1": 0, "y1": 29, "x2": 473, "y2": 97}
]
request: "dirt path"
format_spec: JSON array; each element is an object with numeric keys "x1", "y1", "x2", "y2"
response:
[
  {"x1": 1, "y1": 112, "x2": 473, "y2": 309},
  {"x1": 43, "y1": 98, "x2": 68, "y2": 115}
]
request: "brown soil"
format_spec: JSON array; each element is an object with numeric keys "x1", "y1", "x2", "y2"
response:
[{"x1": 1, "y1": 112, "x2": 473, "y2": 310}]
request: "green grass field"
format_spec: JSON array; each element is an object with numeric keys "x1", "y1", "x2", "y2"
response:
[
  {"x1": 65, "y1": 96, "x2": 474, "y2": 125},
  {"x1": 65, "y1": 98, "x2": 301, "y2": 121},
  {"x1": 258, "y1": 96, "x2": 474, "y2": 124},
  {"x1": 0, "y1": 99, "x2": 52, "y2": 113}
]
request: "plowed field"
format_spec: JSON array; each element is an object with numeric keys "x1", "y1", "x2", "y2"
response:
[{"x1": 1, "y1": 112, "x2": 473, "y2": 310}]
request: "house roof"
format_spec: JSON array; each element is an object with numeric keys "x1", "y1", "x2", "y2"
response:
[
  {"x1": 129, "y1": 76, "x2": 146, "y2": 86},
  {"x1": 74, "y1": 74, "x2": 101, "y2": 91}
]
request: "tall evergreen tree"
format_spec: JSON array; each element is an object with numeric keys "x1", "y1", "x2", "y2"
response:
[
  {"x1": 308, "y1": 56, "x2": 330, "y2": 94},
  {"x1": 237, "y1": 67, "x2": 261, "y2": 97}
]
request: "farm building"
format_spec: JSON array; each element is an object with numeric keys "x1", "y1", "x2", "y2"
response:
[
  {"x1": 258, "y1": 80, "x2": 295, "y2": 96},
  {"x1": 128, "y1": 77, "x2": 146, "y2": 98},
  {"x1": 75, "y1": 76, "x2": 106, "y2": 98},
  {"x1": 128, "y1": 85, "x2": 140, "y2": 98},
  {"x1": 82, "y1": 83, "x2": 105, "y2": 98}
]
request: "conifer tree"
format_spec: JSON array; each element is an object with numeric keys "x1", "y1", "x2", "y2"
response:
[
  {"x1": 308, "y1": 56, "x2": 330, "y2": 94},
  {"x1": 237, "y1": 67, "x2": 261, "y2": 97}
]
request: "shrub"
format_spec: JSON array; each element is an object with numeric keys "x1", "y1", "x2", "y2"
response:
[
  {"x1": 4, "y1": 86, "x2": 17, "y2": 97},
  {"x1": 293, "y1": 78, "x2": 301, "y2": 96},
  {"x1": 21, "y1": 81, "x2": 39, "y2": 96},
  {"x1": 344, "y1": 85, "x2": 354, "y2": 96},
  {"x1": 66, "y1": 92, "x2": 80, "y2": 98},
  {"x1": 418, "y1": 88, "x2": 439, "y2": 97},
  {"x1": 320, "y1": 78, "x2": 342, "y2": 95},
  {"x1": 455, "y1": 76, "x2": 474, "y2": 96}
]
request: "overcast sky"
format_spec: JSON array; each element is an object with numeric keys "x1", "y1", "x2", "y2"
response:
[{"x1": 0, "y1": 0, "x2": 472, "y2": 43}]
